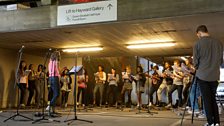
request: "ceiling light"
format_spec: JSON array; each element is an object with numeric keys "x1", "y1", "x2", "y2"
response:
[
  {"x1": 128, "y1": 39, "x2": 174, "y2": 44},
  {"x1": 127, "y1": 42, "x2": 175, "y2": 49},
  {"x1": 63, "y1": 47, "x2": 103, "y2": 52}
]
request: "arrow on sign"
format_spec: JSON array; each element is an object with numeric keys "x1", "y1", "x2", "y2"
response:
[{"x1": 107, "y1": 3, "x2": 113, "y2": 10}]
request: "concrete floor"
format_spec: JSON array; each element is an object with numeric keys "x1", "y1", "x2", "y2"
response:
[{"x1": 0, "y1": 107, "x2": 223, "y2": 126}]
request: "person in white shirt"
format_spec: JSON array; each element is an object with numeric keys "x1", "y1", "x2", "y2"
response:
[
  {"x1": 157, "y1": 62, "x2": 173, "y2": 107},
  {"x1": 166, "y1": 60, "x2": 184, "y2": 108},
  {"x1": 121, "y1": 66, "x2": 133, "y2": 107},
  {"x1": 93, "y1": 65, "x2": 106, "y2": 106},
  {"x1": 17, "y1": 60, "x2": 28, "y2": 108}
]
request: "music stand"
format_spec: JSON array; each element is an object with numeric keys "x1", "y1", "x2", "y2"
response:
[
  {"x1": 64, "y1": 52, "x2": 93, "y2": 125},
  {"x1": 4, "y1": 46, "x2": 33, "y2": 122}
]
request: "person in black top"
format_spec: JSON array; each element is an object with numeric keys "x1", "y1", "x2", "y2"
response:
[
  {"x1": 134, "y1": 66, "x2": 146, "y2": 109},
  {"x1": 148, "y1": 65, "x2": 162, "y2": 107}
]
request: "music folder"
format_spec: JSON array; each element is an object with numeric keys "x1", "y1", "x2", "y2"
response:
[{"x1": 69, "y1": 65, "x2": 83, "y2": 74}]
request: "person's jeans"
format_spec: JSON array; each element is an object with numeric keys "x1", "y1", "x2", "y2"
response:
[
  {"x1": 49, "y1": 77, "x2": 60, "y2": 107},
  {"x1": 93, "y1": 84, "x2": 104, "y2": 105},
  {"x1": 198, "y1": 78, "x2": 220, "y2": 125},
  {"x1": 189, "y1": 81, "x2": 200, "y2": 111}
]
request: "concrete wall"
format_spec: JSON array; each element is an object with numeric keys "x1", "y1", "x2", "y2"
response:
[{"x1": 0, "y1": 48, "x2": 17, "y2": 108}]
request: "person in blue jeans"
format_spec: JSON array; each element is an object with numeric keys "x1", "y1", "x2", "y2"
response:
[
  {"x1": 189, "y1": 79, "x2": 200, "y2": 114},
  {"x1": 46, "y1": 51, "x2": 61, "y2": 114}
]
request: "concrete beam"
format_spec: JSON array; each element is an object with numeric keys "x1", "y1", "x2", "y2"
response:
[
  {"x1": 0, "y1": 0, "x2": 224, "y2": 32},
  {"x1": 118, "y1": 0, "x2": 224, "y2": 20},
  {"x1": 0, "y1": 6, "x2": 55, "y2": 32}
]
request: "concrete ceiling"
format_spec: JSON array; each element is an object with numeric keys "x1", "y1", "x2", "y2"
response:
[{"x1": 0, "y1": 12, "x2": 224, "y2": 58}]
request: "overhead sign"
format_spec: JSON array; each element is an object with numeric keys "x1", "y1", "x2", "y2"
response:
[{"x1": 57, "y1": 0, "x2": 117, "y2": 26}]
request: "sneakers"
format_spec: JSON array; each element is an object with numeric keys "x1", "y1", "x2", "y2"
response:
[
  {"x1": 165, "y1": 103, "x2": 172, "y2": 108},
  {"x1": 20, "y1": 104, "x2": 25, "y2": 108},
  {"x1": 203, "y1": 123, "x2": 220, "y2": 126},
  {"x1": 188, "y1": 110, "x2": 200, "y2": 114},
  {"x1": 198, "y1": 113, "x2": 206, "y2": 119},
  {"x1": 46, "y1": 105, "x2": 50, "y2": 111},
  {"x1": 148, "y1": 102, "x2": 152, "y2": 107}
]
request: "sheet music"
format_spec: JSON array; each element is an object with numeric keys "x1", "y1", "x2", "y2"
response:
[
  {"x1": 122, "y1": 72, "x2": 129, "y2": 79},
  {"x1": 69, "y1": 65, "x2": 83, "y2": 73},
  {"x1": 25, "y1": 70, "x2": 31, "y2": 76},
  {"x1": 164, "y1": 69, "x2": 172, "y2": 76},
  {"x1": 181, "y1": 63, "x2": 191, "y2": 75}
]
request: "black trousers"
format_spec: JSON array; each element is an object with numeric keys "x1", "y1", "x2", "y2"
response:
[
  {"x1": 168, "y1": 84, "x2": 183, "y2": 107},
  {"x1": 106, "y1": 85, "x2": 118, "y2": 105},
  {"x1": 149, "y1": 84, "x2": 160, "y2": 104},
  {"x1": 27, "y1": 80, "x2": 36, "y2": 106},
  {"x1": 61, "y1": 91, "x2": 69, "y2": 105},
  {"x1": 18, "y1": 83, "x2": 27, "y2": 105},
  {"x1": 121, "y1": 88, "x2": 132, "y2": 105},
  {"x1": 183, "y1": 83, "x2": 191, "y2": 105},
  {"x1": 77, "y1": 87, "x2": 86, "y2": 105},
  {"x1": 198, "y1": 78, "x2": 220, "y2": 125}
]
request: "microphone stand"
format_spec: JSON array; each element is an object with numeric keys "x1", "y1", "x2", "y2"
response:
[
  {"x1": 4, "y1": 46, "x2": 33, "y2": 122},
  {"x1": 64, "y1": 52, "x2": 93, "y2": 125},
  {"x1": 32, "y1": 49, "x2": 60, "y2": 124}
]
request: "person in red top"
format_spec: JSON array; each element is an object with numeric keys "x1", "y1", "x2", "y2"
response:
[{"x1": 77, "y1": 68, "x2": 88, "y2": 108}]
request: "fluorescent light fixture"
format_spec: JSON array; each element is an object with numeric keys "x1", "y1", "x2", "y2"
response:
[
  {"x1": 63, "y1": 47, "x2": 103, "y2": 52},
  {"x1": 127, "y1": 42, "x2": 175, "y2": 49},
  {"x1": 128, "y1": 39, "x2": 174, "y2": 44}
]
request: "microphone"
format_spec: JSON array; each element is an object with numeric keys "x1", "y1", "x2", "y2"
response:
[
  {"x1": 46, "y1": 48, "x2": 52, "y2": 55},
  {"x1": 19, "y1": 45, "x2": 25, "y2": 53}
]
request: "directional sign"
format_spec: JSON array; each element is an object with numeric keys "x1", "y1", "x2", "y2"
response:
[{"x1": 57, "y1": 0, "x2": 117, "y2": 26}]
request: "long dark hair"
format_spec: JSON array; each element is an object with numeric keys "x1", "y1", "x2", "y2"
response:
[
  {"x1": 61, "y1": 68, "x2": 69, "y2": 76},
  {"x1": 29, "y1": 64, "x2": 33, "y2": 70},
  {"x1": 137, "y1": 66, "x2": 143, "y2": 73},
  {"x1": 83, "y1": 68, "x2": 88, "y2": 76},
  {"x1": 37, "y1": 64, "x2": 43, "y2": 72},
  {"x1": 111, "y1": 67, "x2": 117, "y2": 77},
  {"x1": 19, "y1": 60, "x2": 27, "y2": 71}
]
